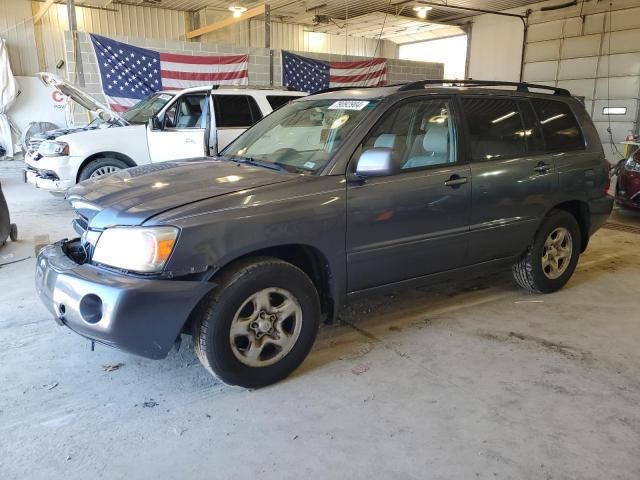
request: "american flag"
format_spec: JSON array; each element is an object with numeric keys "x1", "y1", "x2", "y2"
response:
[
  {"x1": 90, "y1": 34, "x2": 248, "y2": 112},
  {"x1": 282, "y1": 51, "x2": 386, "y2": 94}
]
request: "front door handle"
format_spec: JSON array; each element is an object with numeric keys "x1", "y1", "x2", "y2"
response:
[
  {"x1": 444, "y1": 175, "x2": 468, "y2": 188},
  {"x1": 534, "y1": 161, "x2": 552, "y2": 173},
  {"x1": 184, "y1": 138, "x2": 196, "y2": 144}
]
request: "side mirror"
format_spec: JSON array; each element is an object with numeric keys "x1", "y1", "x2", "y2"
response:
[
  {"x1": 355, "y1": 148, "x2": 396, "y2": 177},
  {"x1": 148, "y1": 115, "x2": 162, "y2": 130}
]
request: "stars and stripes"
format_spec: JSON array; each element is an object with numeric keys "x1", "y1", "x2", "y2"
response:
[
  {"x1": 282, "y1": 51, "x2": 386, "y2": 94},
  {"x1": 90, "y1": 34, "x2": 248, "y2": 112}
]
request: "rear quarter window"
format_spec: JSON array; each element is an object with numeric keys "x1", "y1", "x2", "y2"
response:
[
  {"x1": 266, "y1": 95, "x2": 300, "y2": 110},
  {"x1": 531, "y1": 99, "x2": 585, "y2": 152}
]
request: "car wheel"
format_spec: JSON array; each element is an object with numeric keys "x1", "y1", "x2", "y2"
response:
[
  {"x1": 512, "y1": 210, "x2": 581, "y2": 293},
  {"x1": 192, "y1": 257, "x2": 321, "y2": 388},
  {"x1": 78, "y1": 157, "x2": 128, "y2": 181},
  {"x1": 9, "y1": 223, "x2": 17, "y2": 242}
]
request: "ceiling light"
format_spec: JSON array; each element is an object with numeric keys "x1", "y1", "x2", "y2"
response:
[
  {"x1": 228, "y1": 5, "x2": 247, "y2": 18},
  {"x1": 413, "y1": 5, "x2": 432, "y2": 19}
]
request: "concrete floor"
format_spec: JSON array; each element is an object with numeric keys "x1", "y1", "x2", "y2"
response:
[{"x1": 1, "y1": 160, "x2": 639, "y2": 480}]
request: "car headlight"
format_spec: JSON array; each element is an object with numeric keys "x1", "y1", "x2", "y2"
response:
[
  {"x1": 39, "y1": 141, "x2": 70, "y2": 157},
  {"x1": 624, "y1": 157, "x2": 640, "y2": 173},
  {"x1": 92, "y1": 226, "x2": 179, "y2": 273}
]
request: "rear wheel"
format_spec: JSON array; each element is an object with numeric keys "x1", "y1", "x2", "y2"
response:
[
  {"x1": 78, "y1": 157, "x2": 128, "y2": 182},
  {"x1": 9, "y1": 224, "x2": 17, "y2": 242},
  {"x1": 512, "y1": 210, "x2": 581, "y2": 293},
  {"x1": 192, "y1": 257, "x2": 320, "y2": 388}
]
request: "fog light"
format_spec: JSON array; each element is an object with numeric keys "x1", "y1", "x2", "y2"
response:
[{"x1": 79, "y1": 294, "x2": 103, "y2": 324}]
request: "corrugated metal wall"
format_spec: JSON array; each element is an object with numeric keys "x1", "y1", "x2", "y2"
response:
[
  {"x1": 40, "y1": 3, "x2": 187, "y2": 73},
  {"x1": 522, "y1": 1, "x2": 640, "y2": 160},
  {"x1": 198, "y1": 14, "x2": 398, "y2": 59},
  {"x1": 0, "y1": 2, "x2": 186, "y2": 75},
  {"x1": 0, "y1": 0, "x2": 38, "y2": 76}
]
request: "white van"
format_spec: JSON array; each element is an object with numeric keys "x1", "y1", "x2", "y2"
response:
[{"x1": 24, "y1": 74, "x2": 306, "y2": 194}]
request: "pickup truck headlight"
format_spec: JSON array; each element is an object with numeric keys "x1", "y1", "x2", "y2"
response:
[
  {"x1": 92, "y1": 226, "x2": 179, "y2": 273},
  {"x1": 39, "y1": 141, "x2": 70, "y2": 157}
]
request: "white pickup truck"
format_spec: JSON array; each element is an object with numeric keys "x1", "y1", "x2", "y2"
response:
[{"x1": 24, "y1": 74, "x2": 306, "y2": 194}]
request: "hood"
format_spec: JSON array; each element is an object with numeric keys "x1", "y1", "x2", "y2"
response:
[
  {"x1": 67, "y1": 159, "x2": 298, "y2": 229},
  {"x1": 38, "y1": 72, "x2": 126, "y2": 125},
  {"x1": 30, "y1": 124, "x2": 107, "y2": 143}
]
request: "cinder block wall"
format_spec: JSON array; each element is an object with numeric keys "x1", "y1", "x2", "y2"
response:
[{"x1": 63, "y1": 31, "x2": 444, "y2": 124}]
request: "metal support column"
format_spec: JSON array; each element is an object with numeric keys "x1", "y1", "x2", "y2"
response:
[
  {"x1": 265, "y1": 2, "x2": 273, "y2": 86},
  {"x1": 67, "y1": 0, "x2": 85, "y2": 87}
]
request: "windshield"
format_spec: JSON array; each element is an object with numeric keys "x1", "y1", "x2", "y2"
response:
[
  {"x1": 121, "y1": 93, "x2": 175, "y2": 124},
  {"x1": 222, "y1": 99, "x2": 378, "y2": 173}
]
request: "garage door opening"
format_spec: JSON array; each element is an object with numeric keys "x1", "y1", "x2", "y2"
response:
[{"x1": 399, "y1": 35, "x2": 468, "y2": 79}]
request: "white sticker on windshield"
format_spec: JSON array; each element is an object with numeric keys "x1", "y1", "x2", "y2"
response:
[
  {"x1": 303, "y1": 161, "x2": 316, "y2": 169},
  {"x1": 328, "y1": 100, "x2": 370, "y2": 111}
]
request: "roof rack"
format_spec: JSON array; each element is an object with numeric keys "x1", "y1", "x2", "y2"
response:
[
  {"x1": 397, "y1": 79, "x2": 571, "y2": 97},
  {"x1": 308, "y1": 85, "x2": 379, "y2": 96}
]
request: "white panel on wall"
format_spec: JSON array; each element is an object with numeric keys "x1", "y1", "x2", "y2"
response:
[
  {"x1": 594, "y1": 121, "x2": 635, "y2": 143},
  {"x1": 584, "y1": 13, "x2": 606, "y2": 35},
  {"x1": 561, "y1": 35, "x2": 601, "y2": 59},
  {"x1": 523, "y1": 61, "x2": 558, "y2": 82},
  {"x1": 609, "y1": 7, "x2": 640, "y2": 31},
  {"x1": 597, "y1": 53, "x2": 640, "y2": 77},
  {"x1": 601, "y1": 30, "x2": 640, "y2": 55},
  {"x1": 527, "y1": 20, "x2": 565, "y2": 42},
  {"x1": 595, "y1": 76, "x2": 640, "y2": 99},
  {"x1": 558, "y1": 57, "x2": 598, "y2": 80},
  {"x1": 526, "y1": 40, "x2": 560, "y2": 63},
  {"x1": 556, "y1": 79, "x2": 596, "y2": 99}
]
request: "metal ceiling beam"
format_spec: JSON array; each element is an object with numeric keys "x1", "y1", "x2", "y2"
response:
[{"x1": 187, "y1": 4, "x2": 266, "y2": 38}]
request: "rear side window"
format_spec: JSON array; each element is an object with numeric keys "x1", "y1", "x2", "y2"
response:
[
  {"x1": 266, "y1": 95, "x2": 300, "y2": 110},
  {"x1": 214, "y1": 95, "x2": 263, "y2": 128},
  {"x1": 460, "y1": 97, "x2": 527, "y2": 161},
  {"x1": 531, "y1": 99, "x2": 584, "y2": 152}
]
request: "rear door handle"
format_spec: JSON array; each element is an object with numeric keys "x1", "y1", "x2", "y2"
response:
[
  {"x1": 534, "y1": 161, "x2": 552, "y2": 173},
  {"x1": 444, "y1": 175, "x2": 468, "y2": 188},
  {"x1": 184, "y1": 138, "x2": 196, "y2": 144}
]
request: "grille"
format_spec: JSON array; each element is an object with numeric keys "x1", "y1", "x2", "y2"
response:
[
  {"x1": 28, "y1": 138, "x2": 43, "y2": 152},
  {"x1": 603, "y1": 222, "x2": 640, "y2": 235}
]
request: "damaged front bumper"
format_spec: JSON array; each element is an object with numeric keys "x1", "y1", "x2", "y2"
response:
[
  {"x1": 35, "y1": 239, "x2": 214, "y2": 359},
  {"x1": 24, "y1": 152, "x2": 79, "y2": 193}
]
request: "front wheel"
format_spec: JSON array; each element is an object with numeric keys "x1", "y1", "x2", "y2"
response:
[
  {"x1": 512, "y1": 210, "x2": 581, "y2": 293},
  {"x1": 78, "y1": 157, "x2": 128, "y2": 182},
  {"x1": 192, "y1": 257, "x2": 321, "y2": 388}
]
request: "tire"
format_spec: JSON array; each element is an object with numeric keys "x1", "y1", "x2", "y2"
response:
[
  {"x1": 78, "y1": 157, "x2": 128, "y2": 182},
  {"x1": 9, "y1": 224, "x2": 17, "y2": 242},
  {"x1": 512, "y1": 210, "x2": 581, "y2": 294},
  {"x1": 192, "y1": 257, "x2": 321, "y2": 388}
]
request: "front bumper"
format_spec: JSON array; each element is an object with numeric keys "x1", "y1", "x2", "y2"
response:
[
  {"x1": 615, "y1": 170, "x2": 640, "y2": 210},
  {"x1": 24, "y1": 152, "x2": 80, "y2": 192},
  {"x1": 35, "y1": 240, "x2": 214, "y2": 359}
]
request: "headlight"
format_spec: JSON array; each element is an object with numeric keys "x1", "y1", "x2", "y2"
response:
[
  {"x1": 39, "y1": 141, "x2": 70, "y2": 157},
  {"x1": 624, "y1": 157, "x2": 640, "y2": 173},
  {"x1": 92, "y1": 226, "x2": 179, "y2": 273}
]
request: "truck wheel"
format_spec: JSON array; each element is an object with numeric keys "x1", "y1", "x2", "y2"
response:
[
  {"x1": 192, "y1": 257, "x2": 320, "y2": 388},
  {"x1": 9, "y1": 224, "x2": 17, "y2": 242},
  {"x1": 512, "y1": 210, "x2": 581, "y2": 293},
  {"x1": 78, "y1": 157, "x2": 128, "y2": 181}
]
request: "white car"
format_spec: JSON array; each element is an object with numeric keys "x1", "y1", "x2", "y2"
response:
[{"x1": 24, "y1": 73, "x2": 306, "y2": 195}]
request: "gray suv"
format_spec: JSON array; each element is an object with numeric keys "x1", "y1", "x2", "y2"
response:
[{"x1": 35, "y1": 80, "x2": 613, "y2": 388}]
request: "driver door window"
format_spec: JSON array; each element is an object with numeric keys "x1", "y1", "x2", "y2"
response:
[
  {"x1": 357, "y1": 98, "x2": 455, "y2": 172},
  {"x1": 163, "y1": 94, "x2": 206, "y2": 129}
]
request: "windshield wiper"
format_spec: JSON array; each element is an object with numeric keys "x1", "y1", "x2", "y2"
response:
[{"x1": 228, "y1": 156, "x2": 287, "y2": 172}]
